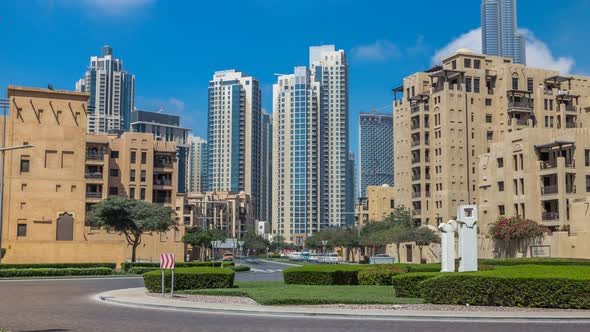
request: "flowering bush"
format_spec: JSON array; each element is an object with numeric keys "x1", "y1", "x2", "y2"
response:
[{"x1": 488, "y1": 216, "x2": 546, "y2": 258}]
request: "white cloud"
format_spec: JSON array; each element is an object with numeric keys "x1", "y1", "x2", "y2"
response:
[
  {"x1": 77, "y1": 0, "x2": 154, "y2": 15},
  {"x1": 431, "y1": 27, "x2": 575, "y2": 74},
  {"x1": 351, "y1": 40, "x2": 400, "y2": 62},
  {"x1": 135, "y1": 96, "x2": 186, "y2": 114}
]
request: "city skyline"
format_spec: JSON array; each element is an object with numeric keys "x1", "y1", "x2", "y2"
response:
[{"x1": 1, "y1": 0, "x2": 586, "y2": 162}]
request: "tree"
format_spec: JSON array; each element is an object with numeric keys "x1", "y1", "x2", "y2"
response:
[
  {"x1": 411, "y1": 227, "x2": 440, "y2": 264},
  {"x1": 488, "y1": 215, "x2": 546, "y2": 258},
  {"x1": 88, "y1": 196, "x2": 176, "y2": 262},
  {"x1": 242, "y1": 227, "x2": 270, "y2": 254},
  {"x1": 269, "y1": 234, "x2": 287, "y2": 252},
  {"x1": 182, "y1": 227, "x2": 226, "y2": 261},
  {"x1": 382, "y1": 226, "x2": 413, "y2": 263}
]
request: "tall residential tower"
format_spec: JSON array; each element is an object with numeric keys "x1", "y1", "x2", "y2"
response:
[
  {"x1": 207, "y1": 70, "x2": 263, "y2": 218},
  {"x1": 76, "y1": 45, "x2": 135, "y2": 132},
  {"x1": 187, "y1": 135, "x2": 208, "y2": 193},
  {"x1": 359, "y1": 112, "x2": 394, "y2": 197},
  {"x1": 481, "y1": 0, "x2": 526, "y2": 64}
]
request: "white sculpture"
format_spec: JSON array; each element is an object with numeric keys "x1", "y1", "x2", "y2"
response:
[
  {"x1": 457, "y1": 205, "x2": 478, "y2": 272},
  {"x1": 438, "y1": 219, "x2": 457, "y2": 273}
]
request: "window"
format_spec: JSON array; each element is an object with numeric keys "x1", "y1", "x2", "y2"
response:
[
  {"x1": 586, "y1": 149, "x2": 590, "y2": 167},
  {"x1": 109, "y1": 168, "x2": 119, "y2": 177},
  {"x1": 485, "y1": 98, "x2": 492, "y2": 106},
  {"x1": 140, "y1": 188, "x2": 146, "y2": 200},
  {"x1": 20, "y1": 157, "x2": 30, "y2": 173},
  {"x1": 498, "y1": 181, "x2": 504, "y2": 192},
  {"x1": 110, "y1": 151, "x2": 119, "y2": 159},
  {"x1": 141, "y1": 151, "x2": 147, "y2": 164},
  {"x1": 474, "y1": 78, "x2": 480, "y2": 93},
  {"x1": 390, "y1": 200, "x2": 395, "y2": 208},
  {"x1": 130, "y1": 187, "x2": 136, "y2": 199},
  {"x1": 512, "y1": 77, "x2": 519, "y2": 90},
  {"x1": 487, "y1": 131, "x2": 493, "y2": 140},
  {"x1": 452, "y1": 60, "x2": 456, "y2": 70},
  {"x1": 464, "y1": 58, "x2": 471, "y2": 68},
  {"x1": 465, "y1": 77, "x2": 472, "y2": 92},
  {"x1": 586, "y1": 176, "x2": 590, "y2": 192},
  {"x1": 498, "y1": 205, "x2": 505, "y2": 216},
  {"x1": 130, "y1": 169, "x2": 136, "y2": 182},
  {"x1": 486, "y1": 114, "x2": 492, "y2": 123},
  {"x1": 474, "y1": 59, "x2": 481, "y2": 69},
  {"x1": 109, "y1": 187, "x2": 118, "y2": 195},
  {"x1": 527, "y1": 78, "x2": 534, "y2": 92},
  {"x1": 141, "y1": 170, "x2": 146, "y2": 182},
  {"x1": 497, "y1": 158, "x2": 504, "y2": 168},
  {"x1": 130, "y1": 151, "x2": 137, "y2": 163},
  {"x1": 17, "y1": 223, "x2": 27, "y2": 237}
]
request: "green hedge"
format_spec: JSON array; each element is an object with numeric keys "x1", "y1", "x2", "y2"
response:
[
  {"x1": 283, "y1": 265, "x2": 364, "y2": 285},
  {"x1": 0, "y1": 267, "x2": 113, "y2": 278},
  {"x1": 480, "y1": 258, "x2": 590, "y2": 267},
  {"x1": 420, "y1": 265, "x2": 590, "y2": 309},
  {"x1": 358, "y1": 265, "x2": 408, "y2": 285},
  {"x1": 143, "y1": 267, "x2": 235, "y2": 292},
  {"x1": 397, "y1": 263, "x2": 441, "y2": 273},
  {"x1": 128, "y1": 267, "x2": 159, "y2": 275},
  {"x1": 0, "y1": 263, "x2": 116, "y2": 270},
  {"x1": 230, "y1": 265, "x2": 251, "y2": 272},
  {"x1": 391, "y1": 272, "x2": 441, "y2": 297},
  {"x1": 121, "y1": 261, "x2": 233, "y2": 271}
]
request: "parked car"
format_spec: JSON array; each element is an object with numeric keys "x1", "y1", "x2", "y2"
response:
[
  {"x1": 323, "y1": 252, "x2": 339, "y2": 264},
  {"x1": 222, "y1": 253, "x2": 234, "y2": 261}
]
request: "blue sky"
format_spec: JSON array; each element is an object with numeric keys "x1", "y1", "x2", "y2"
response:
[{"x1": 1, "y1": 0, "x2": 589, "y2": 159}]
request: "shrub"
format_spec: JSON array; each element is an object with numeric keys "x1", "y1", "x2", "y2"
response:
[
  {"x1": 0, "y1": 263, "x2": 116, "y2": 270},
  {"x1": 143, "y1": 267, "x2": 234, "y2": 292},
  {"x1": 398, "y1": 263, "x2": 441, "y2": 273},
  {"x1": 128, "y1": 267, "x2": 159, "y2": 275},
  {"x1": 0, "y1": 248, "x2": 6, "y2": 259},
  {"x1": 121, "y1": 261, "x2": 233, "y2": 271},
  {"x1": 358, "y1": 265, "x2": 408, "y2": 285},
  {"x1": 283, "y1": 265, "x2": 363, "y2": 285},
  {"x1": 420, "y1": 265, "x2": 590, "y2": 309},
  {"x1": 391, "y1": 272, "x2": 441, "y2": 297},
  {"x1": 480, "y1": 258, "x2": 590, "y2": 267},
  {"x1": 230, "y1": 265, "x2": 251, "y2": 272},
  {"x1": 0, "y1": 267, "x2": 112, "y2": 278}
]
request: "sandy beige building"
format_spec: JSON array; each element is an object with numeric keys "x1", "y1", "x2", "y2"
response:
[
  {"x1": 393, "y1": 50, "x2": 590, "y2": 258},
  {"x1": 366, "y1": 185, "x2": 396, "y2": 222},
  {"x1": 1, "y1": 86, "x2": 184, "y2": 264}
]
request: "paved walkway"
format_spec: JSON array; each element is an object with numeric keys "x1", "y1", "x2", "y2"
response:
[{"x1": 97, "y1": 287, "x2": 590, "y2": 321}]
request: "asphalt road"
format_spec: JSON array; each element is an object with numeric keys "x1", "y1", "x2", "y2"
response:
[{"x1": 0, "y1": 258, "x2": 589, "y2": 332}]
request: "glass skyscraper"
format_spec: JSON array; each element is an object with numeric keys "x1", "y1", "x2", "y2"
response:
[
  {"x1": 481, "y1": 0, "x2": 526, "y2": 64},
  {"x1": 359, "y1": 112, "x2": 394, "y2": 197},
  {"x1": 76, "y1": 45, "x2": 135, "y2": 132}
]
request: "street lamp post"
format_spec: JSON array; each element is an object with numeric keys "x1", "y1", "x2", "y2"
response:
[
  {"x1": 321, "y1": 240, "x2": 328, "y2": 263},
  {"x1": 238, "y1": 240, "x2": 244, "y2": 266},
  {"x1": 0, "y1": 97, "x2": 34, "y2": 263}
]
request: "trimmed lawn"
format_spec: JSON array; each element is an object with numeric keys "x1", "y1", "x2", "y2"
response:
[{"x1": 179, "y1": 281, "x2": 422, "y2": 305}]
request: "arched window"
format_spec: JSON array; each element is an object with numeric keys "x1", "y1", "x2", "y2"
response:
[
  {"x1": 56, "y1": 212, "x2": 74, "y2": 241},
  {"x1": 512, "y1": 73, "x2": 519, "y2": 90}
]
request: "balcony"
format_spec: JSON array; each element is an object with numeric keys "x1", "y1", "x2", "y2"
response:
[
  {"x1": 86, "y1": 153, "x2": 103, "y2": 161},
  {"x1": 154, "y1": 179, "x2": 173, "y2": 186},
  {"x1": 154, "y1": 161, "x2": 174, "y2": 168},
  {"x1": 540, "y1": 160, "x2": 557, "y2": 169},
  {"x1": 564, "y1": 104, "x2": 577, "y2": 112},
  {"x1": 411, "y1": 140, "x2": 421, "y2": 147},
  {"x1": 424, "y1": 139, "x2": 430, "y2": 146},
  {"x1": 85, "y1": 172, "x2": 103, "y2": 180},
  {"x1": 154, "y1": 197, "x2": 172, "y2": 204},
  {"x1": 411, "y1": 158, "x2": 421, "y2": 164},
  {"x1": 411, "y1": 106, "x2": 420, "y2": 113},
  {"x1": 425, "y1": 174, "x2": 431, "y2": 180},
  {"x1": 411, "y1": 123, "x2": 420, "y2": 130},
  {"x1": 566, "y1": 122, "x2": 576, "y2": 128},
  {"x1": 425, "y1": 191, "x2": 431, "y2": 197},
  {"x1": 424, "y1": 122, "x2": 430, "y2": 128},
  {"x1": 412, "y1": 192, "x2": 421, "y2": 198},
  {"x1": 542, "y1": 212, "x2": 559, "y2": 221},
  {"x1": 412, "y1": 174, "x2": 421, "y2": 181},
  {"x1": 541, "y1": 185, "x2": 558, "y2": 195},
  {"x1": 86, "y1": 192, "x2": 102, "y2": 199},
  {"x1": 566, "y1": 160, "x2": 575, "y2": 168},
  {"x1": 424, "y1": 105, "x2": 429, "y2": 112},
  {"x1": 508, "y1": 100, "x2": 533, "y2": 112}
]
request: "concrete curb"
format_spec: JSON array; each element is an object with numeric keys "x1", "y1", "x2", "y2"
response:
[{"x1": 95, "y1": 288, "x2": 590, "y2": 322}]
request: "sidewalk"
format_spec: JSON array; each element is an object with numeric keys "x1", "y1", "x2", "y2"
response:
[{"x1": 96, "y1": 287, "x2": 590, "y2": 321}]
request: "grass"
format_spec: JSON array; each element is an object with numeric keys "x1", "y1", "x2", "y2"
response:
[{"x1": 179, "y1": 281, "x2": 422, "y2": 305}]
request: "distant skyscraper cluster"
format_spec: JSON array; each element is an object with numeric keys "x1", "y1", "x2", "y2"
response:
[
  {"x1": 481, "y1": 0, "x2": 526, "y2": 64},
  {"x1": 76, "y1": 45, "x2": 135, "y2": 132},
  {"x1": 272, "y1": 46, "x2": 351, "y2": 245},
  {"x1": 359, "y1": 112, "x2": 394, "y2": 197},
  {"x1": 187, "y1": 135, "x2": 208, "y2": 193}
]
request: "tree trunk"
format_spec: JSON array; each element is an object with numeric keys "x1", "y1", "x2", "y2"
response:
[
  {"x1": 418, "y1": 246, "x2": 423, "y2": 264},
  {"x1": 131, "y1": 241, "x2": 139, "y2": 262},
  {"x1": 396, "y1": 243, "x2": 401, "y2": 263},
  {"x1": 201, "y1": 244, "x2": 206, "y2": 261}
]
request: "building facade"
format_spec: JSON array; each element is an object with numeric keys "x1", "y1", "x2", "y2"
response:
[
  {"x1": 366, "y1": 185, "x2": 396, "y2": 223},
  {"x1": 76, "y1": 45, "x2": 135, "y2": 132},
  {"x1": 481, "y1": 0, "x2": 526, "y2": 64},
  {"x1": 207, "y1": 70, "x2": 263, "y2": 219},
  {"x1": 310, "y1": 45, "x2": 351, "y2": 228},
  {"x1": 187, "y1": 135, "x2": 208, "y2": 193},
  {"x1": 359, "y1": 112, "x2": 394, "y2": 197},
  {"x1": 2, "y1": 86, "x2": 183, "y2": 264},
  {"x1": 393, "y1": 50, "x2": 590, "y2": 258},
  {"x1": 130, "y1": 109, "x2": 191, "y2": 193},
  {"x1": 272, "y1": 67, "x2": 322, "y2": 245},
  {"x1": 259, "y1": 109, "x2": 273, "y2": 224}
]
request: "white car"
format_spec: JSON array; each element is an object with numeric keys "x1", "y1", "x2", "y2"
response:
[
  {"x1": 324, "y1": 252, "x2": 339, "y2": 264},
  {"x1": 288, "y1": 252, "x2": 305, "y2": 261}
]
